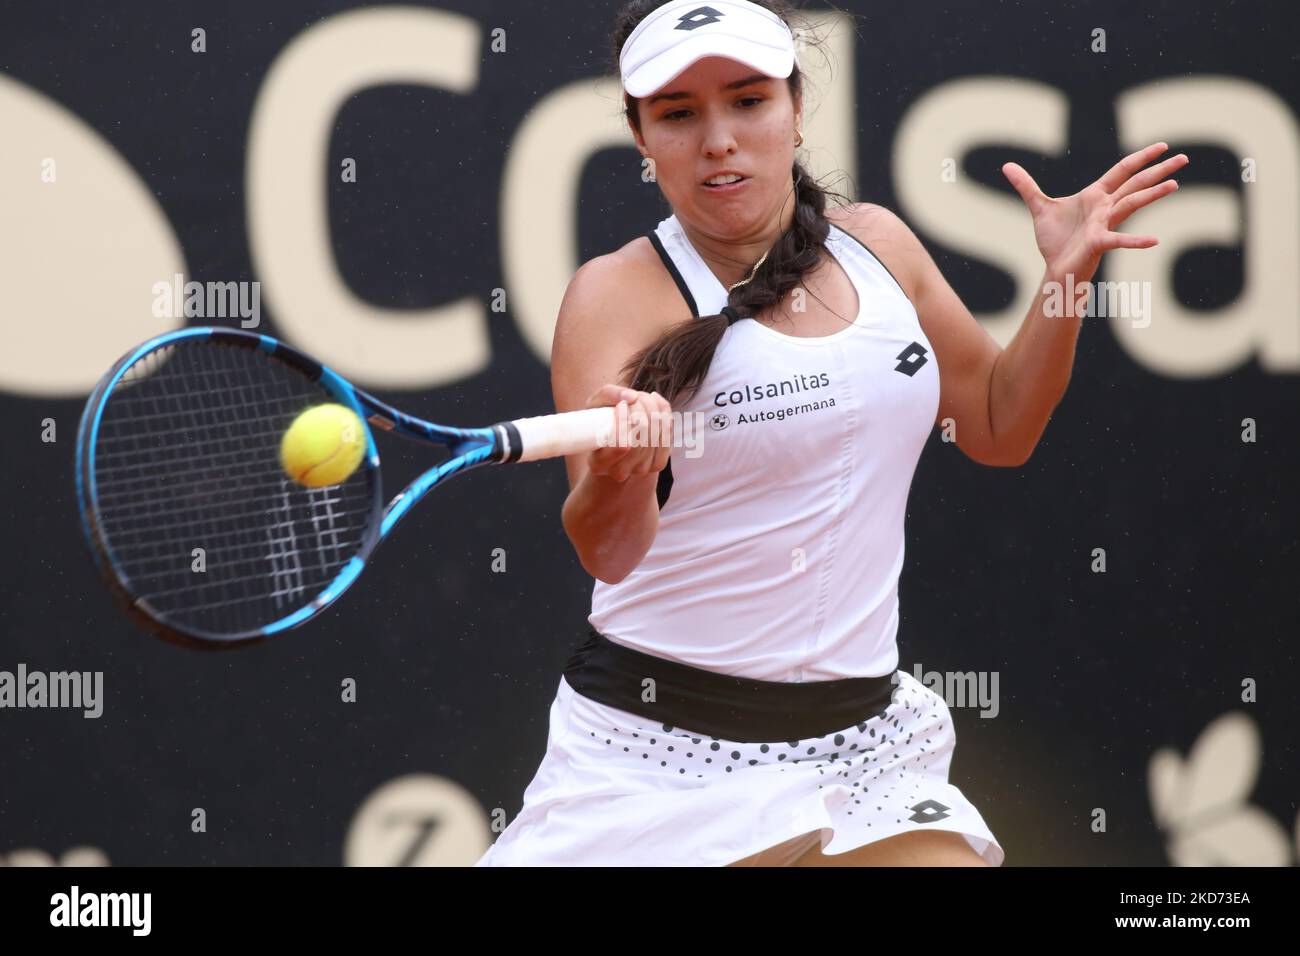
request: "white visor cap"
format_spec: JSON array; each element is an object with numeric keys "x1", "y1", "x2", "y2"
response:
[{"x1": 619, "y1": 0, "x2": 797, "y2": 99}]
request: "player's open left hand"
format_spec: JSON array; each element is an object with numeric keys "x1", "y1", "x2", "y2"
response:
[{"x1": 1002, "y1": 141, "x2": 1189, "y2": 284}]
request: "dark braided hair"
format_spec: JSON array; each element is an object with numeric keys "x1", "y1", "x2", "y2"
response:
[{"x1": 610, "y1": 0, "x2": 854, "y2": 405}]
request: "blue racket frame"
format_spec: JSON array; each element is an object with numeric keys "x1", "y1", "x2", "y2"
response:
[{"x1": 76, "y1": 326, "x2": 511, "y2": 648}]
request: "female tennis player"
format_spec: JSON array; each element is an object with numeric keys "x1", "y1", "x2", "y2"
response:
[{"x1": 476, "y1": 0, "x2": 1186, "y2": 867}]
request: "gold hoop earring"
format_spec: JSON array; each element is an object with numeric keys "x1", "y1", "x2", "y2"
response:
[{"x1": 794, "y1": 129, "x2": 804, "y2": 148}]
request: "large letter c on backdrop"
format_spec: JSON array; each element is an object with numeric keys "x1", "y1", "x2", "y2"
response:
[{"x1": 246, "y1": 6, "x2": 489, "y2": 389}]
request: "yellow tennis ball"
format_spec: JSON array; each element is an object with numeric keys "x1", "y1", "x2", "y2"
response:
[{"x1": 280, "y1": 403, "x2": 367, "y2": 488}]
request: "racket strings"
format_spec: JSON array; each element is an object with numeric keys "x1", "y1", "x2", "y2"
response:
[
  {"x1": 90, "y1": 340, "x2": 376, "y2": 636},
  {"x1": 94, "y1": 450, "x2": 332, "y2": 501},
  {"x1": 96, "y1": 509, "x2": 358, "y2": 561}
]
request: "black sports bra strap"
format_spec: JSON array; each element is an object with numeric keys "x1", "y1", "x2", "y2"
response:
[{"x1": 646, "y1": 230, "x2": 699, "y2": 318}]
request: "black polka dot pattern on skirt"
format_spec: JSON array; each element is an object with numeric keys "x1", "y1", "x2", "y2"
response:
[{"x1": 572, "y1": 670, "x2": 952, "y2": 794}]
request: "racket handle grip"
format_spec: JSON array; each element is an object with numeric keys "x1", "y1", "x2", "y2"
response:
[{"x1": 494, "y1": 406, "x2": 620, "y2": 463}]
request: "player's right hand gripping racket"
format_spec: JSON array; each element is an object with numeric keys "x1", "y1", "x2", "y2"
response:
[{"x1": 75, "y1": 326, "x2": 618, "y2": 649}]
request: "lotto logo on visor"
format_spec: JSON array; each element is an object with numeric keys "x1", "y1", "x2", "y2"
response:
[
  {"x1": 676, "y1": 6, "x2": 724, "y2": 29},
  {"x1": 619, "y1": 0, "x2": 797, "y2": 98}
]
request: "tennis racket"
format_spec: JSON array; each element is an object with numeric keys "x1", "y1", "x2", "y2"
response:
[{"x1": 75, "y1": 326, "x2": 619, "y2": 649}]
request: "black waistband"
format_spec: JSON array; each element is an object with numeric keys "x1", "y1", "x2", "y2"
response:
[{"x1": 561, "y1": 627, "x2": 899, "y2": 744}]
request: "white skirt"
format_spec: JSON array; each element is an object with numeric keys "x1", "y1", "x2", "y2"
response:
[{"x1": 475, "y1": 667, "x2": 1004, "y2": 866}]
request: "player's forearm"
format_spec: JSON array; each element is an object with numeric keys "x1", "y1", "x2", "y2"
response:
[
  {"x1": 562, "y1": 470, "x2": 660, "y2": 584},
  {"x1": 987, "y1": 268, "x2": 1083, "y2": 464}
]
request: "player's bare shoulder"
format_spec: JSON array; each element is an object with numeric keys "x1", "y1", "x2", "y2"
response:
[
  {"x1": 554, "y1": 235, "x2": 691, "y2": 356},
  {"x1": 825, "y1": 200, "x2": 906, "y2": 240}
]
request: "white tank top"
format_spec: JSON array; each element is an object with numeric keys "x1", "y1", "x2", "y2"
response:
[{"x1": 588, "y1": 212, "x2": 940, "y2": 682}]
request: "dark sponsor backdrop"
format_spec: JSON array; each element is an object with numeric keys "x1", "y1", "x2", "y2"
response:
[{"x1": 0, "y1": 0, "x2": 1295, "y2": 866}]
